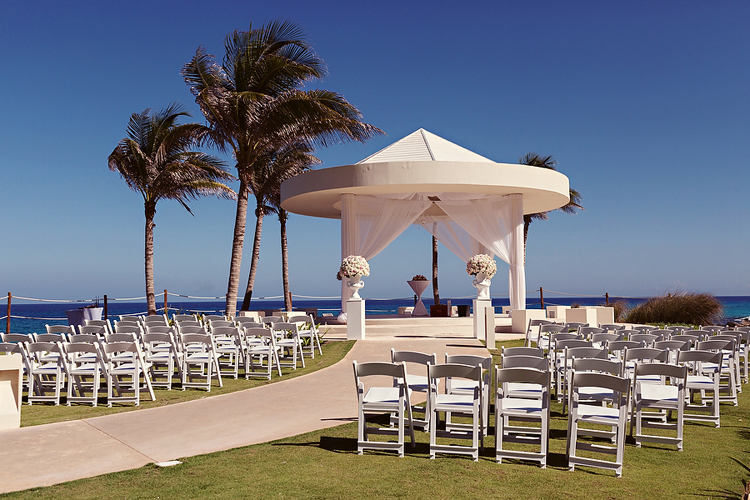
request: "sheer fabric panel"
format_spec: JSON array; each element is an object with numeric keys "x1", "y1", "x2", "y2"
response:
[{"x1": 340, "y1": 194, "x2": 431, "y2": 311}]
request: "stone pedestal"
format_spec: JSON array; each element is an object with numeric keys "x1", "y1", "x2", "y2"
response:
[
  {"x1": 511, "y1": 309, "x2": 547, "y2": 334},
  {"x1": 473, "y1": 299, "x2": 493, "y2": 341},
  {"x1": 565, "y1": 307, "x2": 598, "y2": 326},
  {"x1": 347, "y1": 299, "x2": 366, "y2": 340},
  {"x1": 545, "y1": 305, "x2": 570, "y2": 321},
  {"x1": 591, "y1": 306, "x2": 615, "y2": 325},
  {"x1": 0, "y1": 354, "x2": 23, "y2": 430}
]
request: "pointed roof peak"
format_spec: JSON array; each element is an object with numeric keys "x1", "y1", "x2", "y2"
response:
[{"x1": 357, "y1": 129, "x2": 494, "y2": 164}]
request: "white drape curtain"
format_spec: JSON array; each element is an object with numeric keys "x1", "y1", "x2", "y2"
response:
[
  {"x1": 436, "y1": 194, "x2": 526, "y2": 310},
  {"x1": 340, "y1": 193, "x2": 432, "y2": 311},
  {"x1": 417, "y1": 219, "x2": 486, "y2": 263}
]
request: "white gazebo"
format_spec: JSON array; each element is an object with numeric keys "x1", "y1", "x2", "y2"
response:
[{"x1": 281, "y1": 129, "x2": 570, "y2": 339}]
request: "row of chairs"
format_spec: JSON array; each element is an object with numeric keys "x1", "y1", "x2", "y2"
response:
[
  {"x1": 354, "y1": 339, "x2": 743, "y2": 477},
  {"x1": 528, "y1": 322, "x2": 749, "y2": 394},
  {"x1": 354, "y1": 351, "x2": 491, "y2": 460},
  {"x1": 0, "y1": 313, "x2": 324, "y2": 406},
  {"x1": 0, "y1": 336, "x2": 156, "y2": 407}
]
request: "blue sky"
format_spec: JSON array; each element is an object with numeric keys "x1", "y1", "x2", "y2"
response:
[{"x1": 1, "y1": 0, "x2": 749, "y2": 304}]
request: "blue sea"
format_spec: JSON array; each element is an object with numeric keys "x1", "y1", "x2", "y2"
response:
[{"x1": 4, "y1": 295, "x2": 750, "y2": 334}]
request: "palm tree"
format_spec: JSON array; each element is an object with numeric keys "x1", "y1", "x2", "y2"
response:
[
  {"x1": 432, "y1": 235, "x2": 440, "y2": 306},
  {"x1": 519, "y1": 153, "x2": 584, "y2": 263},
  {"x1": 254, "y1": 143, "x2": 320, "y2": 312},
  {"x1": 108, "y1": 104, "x2": 235, "y2": 315},
  {"x1": 182, "y1": 21, "x2": 382, "y2": 316}
]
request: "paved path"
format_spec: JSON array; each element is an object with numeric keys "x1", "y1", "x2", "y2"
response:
[{"x1": 0, "y1": 337, "x2": 489, "y2": 494}]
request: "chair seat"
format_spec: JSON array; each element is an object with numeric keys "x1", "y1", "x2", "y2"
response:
[
  {"x1": 146, "y1": 352, "x2": 177, "y2": 362},
  {"x1": 500, "y1": 397, "x2": 543, "y2": 413},
  {"x1": 69, "y1": 363, "x2": 99, "y2": 374},
  {"x1": 507, "y1": 382, "x2": 544, "y2": 398},
  {"x1": 686, "y1": 375, "x2": 716, "y2": 388},
  {"x1": 639, "y1": 384, "x2": 679, "y2": 404},
  {"x1": 449, "y1": 379, "x2": 477, "y2": 392},
  {"x1": 577, "y1": 403, "x2": 621, "y2": 421},
  {"x1": 703, "y1": 362, "x2": 733, "y2": 373},
  {"x1": 434, "y1": 393, "x2": 475, "y2": 410},
  {"x1": 363, "y1": 387, "x2": 412, "y2": 406},
  {"x1": 110, "y1": 362, "x2": 139, "y2": 373},
  {"x1": 578, "y1": 387, "x2": 614, "y2": 400}
]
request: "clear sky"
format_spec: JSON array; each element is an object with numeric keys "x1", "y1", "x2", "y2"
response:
[{"x1": 1, "y1": 0, "x2": 749, "y2": 304}]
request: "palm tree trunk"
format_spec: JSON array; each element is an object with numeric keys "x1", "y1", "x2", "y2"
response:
[
  {"x1": 144, "y1": 201, "x2": 157, "y2": 315},
  {"x1": 241, "y1": 201, "x2": 264, "y2": 311},
  {"x1": 280, "y1": 209, "x2": 291, "y2": 312},
  {"x1": 432, "y1": 235, "x2": 440, "y2": 305},
  {"x1": 225, "y1": 179, "x2": 249, "y2": 317},
  {"x1": 523, "y1": 216, "x2": 531, "y2": 266}
]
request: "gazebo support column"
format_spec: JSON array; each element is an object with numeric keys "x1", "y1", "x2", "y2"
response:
[
  {"x1": 509, "y1": 194, "x2": 526, "y2": 310},
  {"x1": 340, "y1": 193, "x2": 367, "y2": 339}
]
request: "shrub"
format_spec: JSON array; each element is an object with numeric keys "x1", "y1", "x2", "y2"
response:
[
  {"x1": 606, "y1": 299, "x2": 628, "y2": 322},
  {"x1": 623, "y1": 291, "x2": 723, "y2": 326}
]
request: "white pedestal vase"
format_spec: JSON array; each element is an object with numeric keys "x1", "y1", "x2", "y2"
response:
[
  {"x1": 472, "y1": 272, "x2": 491, "y2": 300},
  {"x1": 347, "y1": 274, "x2": 365, "y2": 300}
]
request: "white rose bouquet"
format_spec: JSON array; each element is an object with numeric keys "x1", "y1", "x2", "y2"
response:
[
  {"x1": 466, "y1": 254, "x2": 497, "y2": 279},
  {"x1": 339, "y1": 255, "x2": 370, "y2": 278}
]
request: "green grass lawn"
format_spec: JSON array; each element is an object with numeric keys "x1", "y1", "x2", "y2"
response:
[
  {"x1": 20, "y1": 340, "x2": 354, "y2": 427},
  {"x1": 5, "y1": 339, "x2": 750, "y2": 499}
]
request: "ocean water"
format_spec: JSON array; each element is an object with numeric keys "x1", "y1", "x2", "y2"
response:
[{"x1": 4, "y1": 295, "x2": 750, "y2": 335}]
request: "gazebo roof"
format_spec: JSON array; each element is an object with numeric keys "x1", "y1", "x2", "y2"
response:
[
  {"x1": 281, "y1": 129, "x2": 570, "y2": 219},
  {"x1": 357, "y1": 128, "x2": 494, "y2": 164}
]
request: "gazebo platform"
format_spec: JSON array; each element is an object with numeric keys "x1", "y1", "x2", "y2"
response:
[{"x1": 319, "y1": 314, "x2": 516, "y2": 340}]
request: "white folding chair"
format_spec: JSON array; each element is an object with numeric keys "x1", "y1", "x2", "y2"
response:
[
  {"x1": 428, "y1": 363, "x2": 483, "y2": 461},
  {"x1": 444, "y1": 353, "x2": 491, "y2": 437},
  {"x1": 26, "y1": 341, "x2": 65, "y2": 406},
  {"x1": 390, "y1": 349, "x2": 437, "y2": 430},
  {"x1": 244, "y1": 328, "x2": 281, "y2": 380},
  {"x1": 353, "y1": 360, "x2": 415, "y2": 457},
  {"x1": 630, "y1": 362, "x2": 687, "y2": 450},
  {"x1": 499, "y1": 355, "x2": 548, "y2": 400},
  {"x1": 64, "y1": 343, "x2": 105, "y2": 406},
  {"x1": 180, "y1": 333, "x2": 222, "y2": 391},
  {"x1": 272, "y1": 322, "x2": 305, "y2": 370},
  {"x1": 535, "y1": 323, "x2": 567, "y2": 351},
  {"x1": 211, "y1": 325, "x2": 244, "y2": 379},
  {"x1": 697, "y1": 338, "x2": 738, "y2": 406},
  {"x1": 561, "y1": 346, "x2": 608, "y2": 414},
  {"x1": 678, "y1": 349, "x2": 722, "y2": 427},
  {"x1": 495, "y1": 367, "x2": 550, "y2": 468},
  {"x1": 288, "y1": 314, "x2": 322, "y2": 358},
  {"x1": 142, "y1": 332, "x2": 182, "y2": 389},
  {"x1": 104, "y1": 341, "x2": 153, "y2": 406},
  {"x1": 567, "y1": 372, "x2": 630, "y2": 477},
  {"x1": 524, "y1": 319, "x2": 553, "y2": 348},
  {"x1": 85, "y1": 319, "x2": 113, "y2": 335}
]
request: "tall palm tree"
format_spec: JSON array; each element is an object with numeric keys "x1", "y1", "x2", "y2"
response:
[
  {"x1": 432, "y1": 235, "x2": 440, "y2": 306},
  {"x1": 519, "y1": 153, "x2": 583, "y2": 263},
  {"x1": 254, "y1": 143, "x2": 320, "y2": 312},
  {"x1": 108, "y1": 104, "x2": 235, "y2": 315},
  {"x1": 182, "y1": 21, "x2": 382, "y2": 316}
]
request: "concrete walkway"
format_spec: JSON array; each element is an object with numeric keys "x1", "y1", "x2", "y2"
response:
[{"x1": 0, "y1": 336, "x2": 490, "y2": 494}]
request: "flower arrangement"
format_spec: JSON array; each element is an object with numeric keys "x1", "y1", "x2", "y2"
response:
[
  {"x1": 339, "y1": 255, "x2": 370, "y2": 278},
  {"x1": 411, "y1": 275, "x2": 427, "y2": 281},
  {"x1": 466, "y1": 254, "x2": 497, "y2": 279}
]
